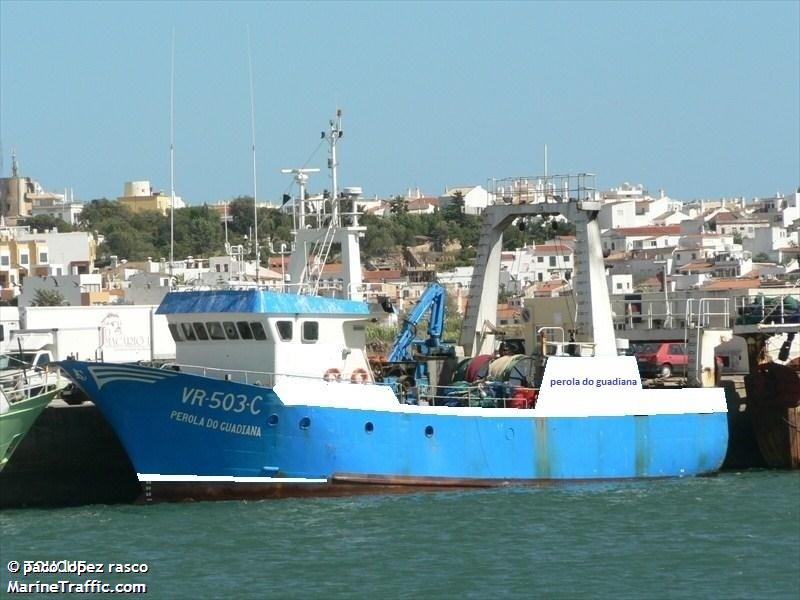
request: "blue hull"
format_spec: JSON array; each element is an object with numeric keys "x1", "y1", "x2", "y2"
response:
[{"x1": 60, "y1": 361, "x2": 728, "y2": 489}]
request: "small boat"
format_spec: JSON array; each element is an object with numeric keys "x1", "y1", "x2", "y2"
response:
[{"x1": 0, "y1": 357, "x2": 66, "y2": 472}]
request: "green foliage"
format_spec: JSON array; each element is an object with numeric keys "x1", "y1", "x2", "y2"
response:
[
  {"x1": 31, "y1": 288, "x2": 67, "y2": 306},
  {"x1": 502, "y1": 217, "x2": 575, "y2": 250},
  {"x1": 19, "y1": 215, "x2": 74, "y2": 233},
  {"x1": 75, "y1": 194, "x2": 570, "y2": 269},
  {"x1": 389, "y1": 195, "x2": 408, "y2": 215},
  {"x1": 78, "y1": 197, "x2": 292, "y2": 263}
]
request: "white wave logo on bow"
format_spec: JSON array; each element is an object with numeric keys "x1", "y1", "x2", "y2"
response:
[{"x1": 88, "y1": 364, "x2": 178, "y2": 389}]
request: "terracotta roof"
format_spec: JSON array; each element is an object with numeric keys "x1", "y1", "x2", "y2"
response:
[
  {"x1": 362, "y1": 269, "x2": 404, "y2": 282},
  {"x1": 701, "y1": 278, "x2": 761, "y2": 291},
  {"x1": 609, "y1": 225, "x2": 681, "y2": 236},
  {"x1": 533, "y1": 244, "x2": 573, "y2": 254},
  {"x1": 712, "y1": 212, "x2": 738, "y2": 222},
  {"x1": 678, "y1": 261, "x2": 714, "y2": 272}
]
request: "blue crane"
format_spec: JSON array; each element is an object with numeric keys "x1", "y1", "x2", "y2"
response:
[{"x1": 387, "y1": 282, "x2": 450, "y2": 363}]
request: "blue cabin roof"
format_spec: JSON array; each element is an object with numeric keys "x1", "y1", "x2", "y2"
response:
[{"x1": 156, "y1": 289, "x2": 371, "y2": 316}]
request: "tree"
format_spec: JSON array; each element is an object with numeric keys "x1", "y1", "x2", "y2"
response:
[
  {"x1": 443, "y1": 190, "x2": 465, "y2": 221},
  {"x1": 31, "y1": 289, "x2": 67, "y2": 306},
  {"x1": 389, "y1": 195, "x2": 408, "y2": 215},
  {"x1": 19, "y1": 215, "x2": 74, "y2": 233}
]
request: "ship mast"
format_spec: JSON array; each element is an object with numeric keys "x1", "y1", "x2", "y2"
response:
[
  {"x1": 323, "y1": 109, "x2": 344, "y2": 227},
  {"x1": 247, "y1": 27, "x2": 260, "y2": 284},
  {"x1": 169, "y1": 28, "x2": 176, "y2": 287}
]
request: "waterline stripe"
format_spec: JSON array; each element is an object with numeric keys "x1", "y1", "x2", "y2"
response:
[{"x1": 137, "y1": 474, "x2": 328, "y2": 484}]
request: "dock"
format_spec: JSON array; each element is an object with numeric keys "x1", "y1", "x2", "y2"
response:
[{"x1": 0, "y1": 401, "x2": 141, "y2": 508}]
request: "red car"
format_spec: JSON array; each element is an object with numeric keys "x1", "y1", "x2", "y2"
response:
[{"x1": 632, "y1": 342, "x2": 688, "y2": 379}]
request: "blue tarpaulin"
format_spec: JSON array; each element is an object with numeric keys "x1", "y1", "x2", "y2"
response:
[{"x1": 156, "y1": 289, "x2": 370, "y2": 316}]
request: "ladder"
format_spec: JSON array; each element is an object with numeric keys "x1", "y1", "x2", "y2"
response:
[{"x1": 303, "y1": 219, "x2": 337, "y2": 295}]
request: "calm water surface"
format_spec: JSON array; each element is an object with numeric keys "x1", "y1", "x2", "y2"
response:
[{"x1": 1, "y1": 471, "x2": 798, "y2": 599}]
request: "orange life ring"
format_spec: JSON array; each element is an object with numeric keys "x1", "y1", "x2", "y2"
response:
[
  {"x1": 323, "y1": 368, "x2": 342, "y2": 382},
  {"x1": 350, "y1": 368, "x2": 370, "y2": 384}
]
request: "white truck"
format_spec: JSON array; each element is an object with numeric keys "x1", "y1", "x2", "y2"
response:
[
  {"x1": 3, "y1": 305, "x2": 176, "y2": 404},
  {"x1": 15, "y1": 305, "x2": 175, "y2": 363}
]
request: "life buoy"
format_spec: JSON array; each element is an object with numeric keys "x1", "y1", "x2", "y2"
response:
[
  {"x1": 350, "y1": 368, "x2": 369, "y2": 384},
  {"x1": 323, "y1": 368, "x2": 342, "y2": 382}
]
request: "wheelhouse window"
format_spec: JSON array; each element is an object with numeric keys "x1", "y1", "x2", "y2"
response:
[
  {"x1": 192, "y1": 322, "x2": 210, "y2": 341},
  {"x1": 302, "y1": 321, "x2": 319, "y2": 343},
  {"x1": 236, "y1": 321, "x2": 254, "y2": 340},
  {"x1": 250, "y1": 322, "x2": 267, "y2": 341},
  {"x1": 276, "y1": 321, "x2": 293, "y2": 341},
  {"x1": 180, "y1": 322, "x2": 197, "y2": 341},
  {"x1": 168, "y1": 323, "x2": 183, "y2": 342},
  {"x1": 223, "y1": 321, "x2": 239, "y2": 340},
  {"x1": 206, "y1": 322, "x2": 226, "y2": 340}
]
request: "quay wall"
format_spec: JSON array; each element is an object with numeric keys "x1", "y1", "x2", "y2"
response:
[{"x1": 0, "y1": 403, "x2": 141, "y2": 508}]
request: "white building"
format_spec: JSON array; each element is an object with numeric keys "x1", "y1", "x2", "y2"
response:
[
  {"x1": 439, "y1": 185, "x2": 493, "y2": 216},
  {"x1": 602, "y1": 225, "x2": 682, "y2": 253},
  {"x1": 500, "y1": 239, "x2": 575, "y2": 292},
  {"x1": 30, "y1": 190, "x2": 84, "y2": 225},
  {"x1": 18, "y1": 273, "x2": 102, "y2": 307}
]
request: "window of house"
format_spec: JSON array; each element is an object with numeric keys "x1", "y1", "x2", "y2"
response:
[
  {"x1": 20, "y1": 253, "x2": 29, "y2": 265},
  {"x1": 168, "y1": 323, "x2": 184, "y2": 342},
  {"x1": 0, "y1": 255, "x2": 9, "y2": 266},
  {"x1": 616, "y1": 282, "x2": 623, "y2": 290},
  {"x1": 692, "y1": 253, "x2": 697, "y2": 260},
  {"x1": 250, "y1": 322, "x2": 267, "y2": 341},
  {"x1": 537, "y1": 256, "x2": 544, "y2": 263},
  {"x1": 236, "y1": 321, "x2": 254, "y2": 340},
  {"x1": 223, "y1": 321, "x2": 239, "y2": 340},
  {"x1": 39, "y1": 252, "x2": 48, "y2": 263},
  {"x1": 206, "y1": 322, "x2": 226, "y2": 340},
  {"x1": 302, "y1": 321, "x2": 319, "y2": 342},
  {"x1": 650, "y1": 241, "x2": 657, "y2": 247},
  {"x1": 549, "y1": 256, "x2": 556, "y2": 267},
  {"x1": 276, "y1": 321, "x2": 293, "y2": 341},
  {"x1": 180, "y1": 322, "x2": 197, "y2": 341},
  {"x1": 192, "y1": 322, "x2": 209, "y2": 340},
  {"x1": 564, "y1": 255, "x2": 570, "y2": 262}
]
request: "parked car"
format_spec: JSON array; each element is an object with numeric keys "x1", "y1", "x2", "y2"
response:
[{"x1": 631, "y1": 342, "x2": 688, "y2": 379}]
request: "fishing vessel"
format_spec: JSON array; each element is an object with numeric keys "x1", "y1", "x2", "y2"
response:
[
  {"x1": 0, "y1": 357, "x2": 66, "y2": 472},
  {"x1": 57, "y1": 120, "x2": 729, "y2": 501}
]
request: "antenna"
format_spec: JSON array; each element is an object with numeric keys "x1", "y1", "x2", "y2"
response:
[
  {"x1": 280, "y1": 168, "x2": 320, "y2": 231},
  {"x1": 247, "y1": 27, "x2": 260, "y2": 284},
  {"x1": 169, "y1": 28, "x2": 176, "y2": 287},
  {"x1": 544, "y1": 143, "x2": 548, "y2": 177},
  {"x1": 322, "y1": 109, "x2": 343, "y2": 226}
]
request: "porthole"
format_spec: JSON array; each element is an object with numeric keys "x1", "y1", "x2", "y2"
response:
[
  {"x1": 299, "y1": 417, "x2": 311, "y2": 430},
  {"x1": 365, "y1": 421, "x2": 374, "y2": 434},
  {"x1": 267, "y1": 414, "x2": 279, "y2": 426},
  {"x1": 425, "y1": 425, "x2": 434, "y2": 438}
]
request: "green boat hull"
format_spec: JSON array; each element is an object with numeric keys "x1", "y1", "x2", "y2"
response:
[{"x1": 0, "y1": 388, "x2": 60, "y2": 472}]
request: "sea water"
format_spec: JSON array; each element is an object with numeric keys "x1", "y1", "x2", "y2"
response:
[{"x1": 1, "y1": 471, "x2": 798, "y2": 599}]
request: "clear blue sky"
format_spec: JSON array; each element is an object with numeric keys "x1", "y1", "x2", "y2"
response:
[{"x1": 1, "y1": 1, "x2": 798, "y2": 205}]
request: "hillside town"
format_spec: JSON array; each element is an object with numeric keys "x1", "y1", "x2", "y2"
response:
[{"x1": 1, "y1": 151, "x2": 798, "y2": 340}]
